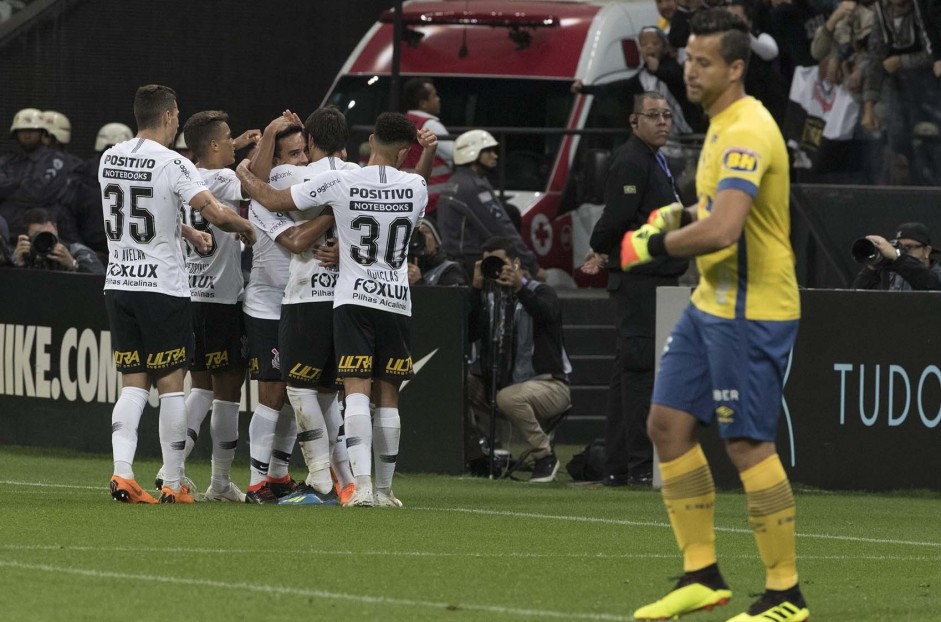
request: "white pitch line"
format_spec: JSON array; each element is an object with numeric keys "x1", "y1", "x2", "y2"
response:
[
  {"x1": 4, "y1": 480, "x2": 939, "y2": 549},
  {"x1": 0, "y1": 480, "x2": 101, "y2": 490},
  {"x1": 3, "y1": 544, "x2": 939, "y2": 563},
  {"x1": 0, "y1": 559, "x2": 630, "y2": 621},
  {"x1": 413, "y1": 507, "x2": 941, "y2": 549}
]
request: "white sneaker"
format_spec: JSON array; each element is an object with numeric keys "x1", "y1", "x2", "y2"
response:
[
  {"x1": 344, "y1": 486, "x2": 375, "y2": 507},
  {"x1": 374, "y1": 490, "x2": 403, "y2": 508},
  {"x1": 204, "y1": 481, "x2": 246, "y2": 503},
  {"x1": 155, "y1": 466, "x2": 198, "y2": 496}
]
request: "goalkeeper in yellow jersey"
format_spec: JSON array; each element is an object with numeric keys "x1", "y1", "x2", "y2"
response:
[{"x1": 621, "y1": 9, "x2": 808, "y2": 622}]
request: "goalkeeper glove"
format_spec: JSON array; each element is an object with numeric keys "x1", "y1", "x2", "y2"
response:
[
  {"x1": 620, "y1": 223, "x2": 662, "y2": 271},
  {"x1": 647, "y1": 202, "x2": 687, "y2": 231}
]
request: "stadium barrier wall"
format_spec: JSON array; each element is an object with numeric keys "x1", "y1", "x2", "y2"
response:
[
  {"x1": 0, "y1": 270, "x2": 468, "y2": 475},
  {"x1": 656, "y1": 287, "x2": 941, "y2": 492}
]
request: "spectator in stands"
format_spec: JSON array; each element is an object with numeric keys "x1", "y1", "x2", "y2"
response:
[
  {"x1": 0, "y1": 108, "x2": 72, "y2": 241},
  {"x1": 573, "y1": 27, "x2": 707, "y2": 133},
  {"x1": 406, "y1": 218, "x2": 467, "y2": 287},
  {"x1": 724, "y1": 0, "x2": 790, "y2": 123},
  {"x1": 917, "y1": 0, "x2": 941, "y2": 77},
  {"x1": 852, "y1": 221, "x2": 941, "y2": 290},
  {"x1": 437, "y1": 129, "x2": 545, "y2": 281},
  {"x1": 402, "y1": 78, "x2": 453, "y2": 217},
  {"x1": 657, "y1": 0, "x2": 678, "y2": 32},
  {"x1": 864, "y1": 0, "x2": 941, "y2": 185},
  {"x1": 11, "y1": 207, "x2": 104, "y2": 274},
  {"x1": 466, "y1": 236, "x2": 572, "y2": 483},
  {"x1": 770, "y1": 0, "x2": 828, "y2": 81}
]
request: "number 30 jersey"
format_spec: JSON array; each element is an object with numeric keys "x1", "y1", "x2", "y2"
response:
[
  {"x1": 99, "y1": 137, "x2": 206, "y2": 297},
  {"x1": 290, "y1": 165, "x2": 427, "y2": 316}
]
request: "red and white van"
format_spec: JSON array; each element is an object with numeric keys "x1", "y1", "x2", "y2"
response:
[{"x1": 323, "y1": 0, "x2": 660, "y2": 284}]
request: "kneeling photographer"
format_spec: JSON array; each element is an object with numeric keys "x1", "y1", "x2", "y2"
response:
[
  {"x1": 466, "y1": 236, "x2": 571, "y2": 482},
  {"x1": 851, "y1": 222, "x2": 941, "y2": 291},
  {"x1": 12, "y1": 208, "x2": 104, "y2": 274}
]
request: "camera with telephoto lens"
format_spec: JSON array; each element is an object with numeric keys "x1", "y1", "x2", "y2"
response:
[
  {"x1": 480, "y1": 255, "x2": 507, "y2": 281},
  {"x1": 407, "y1": 228, "x2": 427, "y2": 261},
  {"x1": 27, "y1": 231, "x2": 59, "y2": 268},
  {"x1": 851, "y1": 237, "x2": 894, "y2": 267}
]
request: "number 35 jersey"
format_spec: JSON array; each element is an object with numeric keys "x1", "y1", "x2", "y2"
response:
[
  {"x1": 99, "y1": 137, "x2": 206, "y2": 297},
  {"x1": 290, "y1": 165, "x2": 427, "y2": 316}
]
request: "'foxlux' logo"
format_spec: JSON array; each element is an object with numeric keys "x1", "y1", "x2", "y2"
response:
[
  {"x1": 722, "y1": 148, "x2": 758, "y2": 172},
  {"x1": 353, "y1": 278, "x2": 408, "y2": 300},
  {"x1": 109, "y1": 264, "x2": 158, "y2": 278}
]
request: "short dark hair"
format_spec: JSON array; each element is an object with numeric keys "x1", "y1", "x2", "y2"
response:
[
  {"x1": 273, "y1": 124, "x2": 304, "y2": 159},
  {"x1": 183, "y1": 110, "x2": 228, "y2": 158},
  {"x1": 305, "y1": 106, "x2": 349, "y2": 154},
  {"x1": 134, "y1": 84, "x2": 177, "y2": 130},
  {"x1": 690, "y1": 8, "x2": 751, "y2": 66},
  {"x1": 373, "y1": 112, "x2": 417, "y2": 149},
  {"x1": 22, "y1": 207, "x2": 53, "y2": 228},
  {"x1": 481, "y1": 236, "x2": 519, "y2": 259},
  {"x1": 403, "y1": 78, "x2": 434, "y2": 110},
  {"x1": 633, "y1": 91, "x2": 666, "y2": 113}
]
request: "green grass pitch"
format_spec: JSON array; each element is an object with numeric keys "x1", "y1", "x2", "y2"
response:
[{"x1": 1, "y1": 446, "x2": 939, "y2": 621}]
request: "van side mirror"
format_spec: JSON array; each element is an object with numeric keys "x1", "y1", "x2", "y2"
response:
[{"x1": 579, "y1": 149, "x2": 610, "y2": 205}]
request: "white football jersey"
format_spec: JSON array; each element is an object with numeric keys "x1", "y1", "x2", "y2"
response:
[
  {"x1": 283, "y1": 157, "x2": 360, "y2": 306},
  {"x1": 243, "y1": 201, "x2": 294, "y2": 320},
  {"x1": 99, "y1": 138, "x2": 206, "y2": 297},
  {"x1": 290, "y1": 165, "x2": 427, "y2": 316},
  {"x1": 182, "y1": 167, "x2": 244, "y2": 304}
]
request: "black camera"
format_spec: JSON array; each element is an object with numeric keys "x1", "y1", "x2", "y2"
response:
[
  {"x1": 407, "y1": 228, "x2": 427, "y2": 261},
  {"x1": 31, "y1": 231, "x2": 58, "y2": 256},
  {"x1": 480, "y1": 255, "x2": 506, "y2": 281},
  {"x1": 851, "y1": 237, "x2": 892, "y2": 267}
]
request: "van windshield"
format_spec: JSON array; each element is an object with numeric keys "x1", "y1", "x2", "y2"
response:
[{"x1": 326, "y1": 75, "x2": 573, "y2": 191}]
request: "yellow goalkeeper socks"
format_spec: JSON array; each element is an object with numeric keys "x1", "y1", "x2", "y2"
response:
[
  {"x1": 660, "y1": 445, "x2": 717, "y2": 572},
  {"x1": 740, "y1": 454, "x2": 798, "y2": 590}
]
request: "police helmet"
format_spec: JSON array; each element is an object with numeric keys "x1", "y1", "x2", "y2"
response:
[
  {"x1": 41, "y1": 110, "x2": 72, "y2": 144},
  {"x1": 95, "y1": 122, "x2": 133, "y2": 151},
  {"x1": 10, "y1": 108, "x2": 45, "y2": 135},
  {"x1": 453, "y1": 129, "x2": 498, "y2": 165}
]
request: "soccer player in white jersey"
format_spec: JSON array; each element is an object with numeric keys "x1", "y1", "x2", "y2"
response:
[
  {"x1": 242, "y1": 117, "x2": 336, "y2": 503},
  {"x1": 238, "y1": 112, "x2": 437, "y2": 507},
  {"x1": 247, "y1": 106, "x2": 361, "y2": 506},
  {"x1": 102, "y1": 84, "x2": 255, "y2": 504},
  {"x1": 164, "y1": 110, "x2": 253, "y2": 503}
]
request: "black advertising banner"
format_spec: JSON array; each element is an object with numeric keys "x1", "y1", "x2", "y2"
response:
[
  {"x1": 689, "y1": 289, "x2": 941, "y2": 492},
  {"x1": 0, "y1": 270, "x2": 467, "y2": 475}
]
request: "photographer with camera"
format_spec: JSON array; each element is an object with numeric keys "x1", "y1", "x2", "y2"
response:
[
  {"x1": 851, "y1": 222, "x2": 941, "y2": 291},
  {"x1": 466, "y1": 236, "x2": 571, "y2": 482},
  {"x1": 406, "y1": 218, "x2": 467, "y2": 287},
  {"x1": 11, "y1": 207, "x2": 103, "y2": 274}
]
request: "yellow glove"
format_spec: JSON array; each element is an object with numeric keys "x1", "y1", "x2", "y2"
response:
[
  {"x1": 647, "y1": 202, "x2": 685, "y2": 231},
  {"x1": 620, "y1": 223, "x2": 660, "y2": 271}
]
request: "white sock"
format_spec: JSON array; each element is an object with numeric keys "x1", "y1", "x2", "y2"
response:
[
  {"x1": 183, "y1": 387, "x2": 213, "y2": 459},
  {"x1": 158, "y1": 392, "x2": 186, "y2": 491},
  {"x1": 247, "y1": 404, "x2": 279, "y2": 487},
  {"x1": 210, "y1": 399, "x2": 240, "y2": 490},
  {"x1": 323, "y1": 394, "x2": 353, "y2": 488},
  {"x1": 373, "y1": 407, "x2": 401, "y2": 493},
  {"x1": 268, "y1": 405, "x2": 297, "y2": 481},
  {"x1": 344, "y1": 392, "x2": 373, "y2": 489},
  {"x1": 287, "y1": 386, "x2": 331, "y2": 494},
  {"x1": 111, "y1": 387, "x2": 149, "y2": 479}
]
